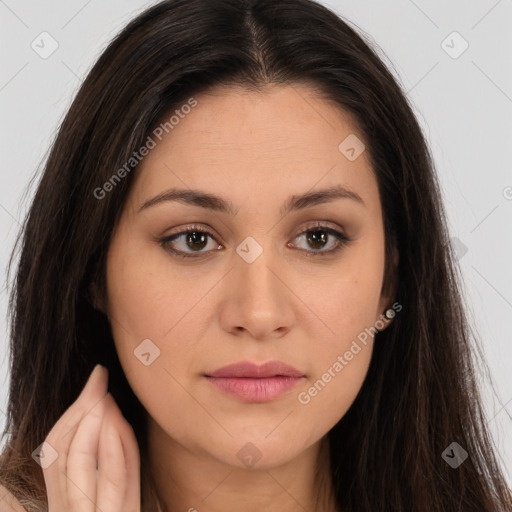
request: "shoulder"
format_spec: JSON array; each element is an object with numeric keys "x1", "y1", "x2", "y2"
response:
[{"x1": 0, "y1": 483, "x2": 26, "y2": 512}]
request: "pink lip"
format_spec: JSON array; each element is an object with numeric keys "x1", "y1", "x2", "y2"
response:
[
  {"x1": 206, "y1": 361, "x2": 304, "y2": 378},
  {"x1": 204, "y1": 361, "x2": 305, "y2": 402}
]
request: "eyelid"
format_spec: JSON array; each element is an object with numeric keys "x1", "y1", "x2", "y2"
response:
[
  {"x1": 159, "y1": 221, "x2": 351, "y2": 259},
  {"x1": 159, "y1": 223, "x2": 221, "y2": 259},
  {"x1": 164, "y1": 223, "x2": 220, "y2": 242}
]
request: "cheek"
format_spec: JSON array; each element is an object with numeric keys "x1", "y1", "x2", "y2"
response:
[
  {"x1": 293, "y1": 245, "x2": 384, "y2": 421},
  {"x1": 303, "y1": 248, "x2": 385, "y2": 347},
  {"x1": 105, "y1": 233, "x2": 198, "y2": 341},
  {"x1": 104, "y1": 231, "x2": 210, "y2": 395},
  {"x1": 293, "y1": 277, "x2": 379, "y2": 434}
]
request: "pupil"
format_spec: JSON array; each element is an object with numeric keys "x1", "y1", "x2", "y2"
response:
[
  {"x1": 187, "y1": 231, "x2": 208, "y2": 251},
  {"x1": 184, "y1": 230, "x2": 328, "y2": 252},
  {"x1": 307, "y1": 230, "x2": 327, "y2": 249}
]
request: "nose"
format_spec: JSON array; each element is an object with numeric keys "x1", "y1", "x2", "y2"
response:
[{"x1": 218, "y1": 241, "x2": 295, "y2": 341}]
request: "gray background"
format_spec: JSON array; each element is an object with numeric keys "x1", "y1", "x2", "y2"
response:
[{"x1": 1, "y1": 0, "x2": 511, "y2": 484}]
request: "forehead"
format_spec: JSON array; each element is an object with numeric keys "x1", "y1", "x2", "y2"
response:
[
  {"x1": 154, "y1": 83, "x2": 363, "y2": 153},
  {"x1": 126, "y1": 84, "x2": 380, "y2": 216}
]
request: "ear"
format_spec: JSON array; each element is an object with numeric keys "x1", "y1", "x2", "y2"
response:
[{"x1": 376, "y1": 245, "x2": 399, "y2": 332}]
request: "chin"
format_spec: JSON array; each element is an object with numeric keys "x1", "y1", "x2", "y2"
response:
[{"x1": 205, "y1": 433, "x2": 313, "y2": 470}]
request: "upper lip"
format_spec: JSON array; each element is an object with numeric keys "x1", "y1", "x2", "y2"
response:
[{"x1": 205, "y1": 360, "x2": 304, "y2": 378}]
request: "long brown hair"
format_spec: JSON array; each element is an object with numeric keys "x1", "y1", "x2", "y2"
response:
[{"x1": 1, "y1": 0, "x2": 511, "y2": 510}]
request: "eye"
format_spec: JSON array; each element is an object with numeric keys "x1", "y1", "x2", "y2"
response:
[
  {"x1": 159, "y1": 224, "x2": 222, "y2": 259},
  {"x1": 288, "y1": 221, "x2": 351, "y2": 257},
  {"x1": 159, "y1": 222, "x2": 351, "y2": 259}
]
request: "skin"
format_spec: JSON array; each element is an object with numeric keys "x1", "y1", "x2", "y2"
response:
[
  {"x1": 41, "y1": 365, "x2": 140, "y2": 512},
  {"x1": 92, "y1": 83, "x2": 397, "y2": 512}
]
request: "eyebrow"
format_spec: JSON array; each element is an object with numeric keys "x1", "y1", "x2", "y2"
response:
[{"x1": 138, "y1": 184, "x2": 365, "y2": 216}]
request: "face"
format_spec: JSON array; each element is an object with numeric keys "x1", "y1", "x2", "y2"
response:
[{"x1": 101, "y1": 83, "x2": 395, "y2": 470}]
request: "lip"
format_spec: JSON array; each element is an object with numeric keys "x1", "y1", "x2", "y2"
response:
[
  {"x1": 205, "y1": 360, "x2": 304, "y2": 378},
  {"x1": 204, "y1": 361, "x2": 305, "y2": 402}
]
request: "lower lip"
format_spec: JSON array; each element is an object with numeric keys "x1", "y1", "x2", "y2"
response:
[{"x1": 205, "y1": 376, "x2": 303, "y2": 402}]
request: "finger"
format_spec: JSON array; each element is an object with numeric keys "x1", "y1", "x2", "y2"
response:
[
  {"x1": 47, "y1": 365, "x2": 109, "y2": 443},
  {"x1": 97, "y1": 393, "x2": 128, "y2": 512},
  {"x1": 42, "y1": 365, "x2": 108, "y2": 511},
  {"x1": 66, "y1": 394, "x2": 108, "y2": 512},
  {"x1": 95, "y1": 392, "x2": 141, "y2": 512}
]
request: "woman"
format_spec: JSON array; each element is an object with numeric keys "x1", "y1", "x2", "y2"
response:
[{"x1": 1, "y1": 0, "x2": 511, "y2": 510}]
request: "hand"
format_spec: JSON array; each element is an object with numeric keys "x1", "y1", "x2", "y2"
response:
[{"x1": 41, "y1": 364, "x2": 141, "y2": 511}]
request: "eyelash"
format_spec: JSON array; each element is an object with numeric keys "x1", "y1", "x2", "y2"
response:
[{"x1": 159, "y1": 222, "x2": 351, "y2": 259}]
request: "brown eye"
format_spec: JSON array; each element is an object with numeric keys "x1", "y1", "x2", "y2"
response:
[
  {"x1": 306, "y1": 230, "x2": 329, "y2": 250},
  {"x1": 160, "y1": 222, "x2": 351, "y2": 260},
  {"x1": 182, "y1": 231, "x2": 209, "y2": 251},
  {"x1": 291, "y1": 224, "x2": 351, "y2": 256},
  {"x1": 160, "y1": 225, "x2": 222, "y2": 259}
]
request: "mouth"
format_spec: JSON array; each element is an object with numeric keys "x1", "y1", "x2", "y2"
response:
[{"x1": 204, "y1": 360, "x2": 305, "y2": 403}]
